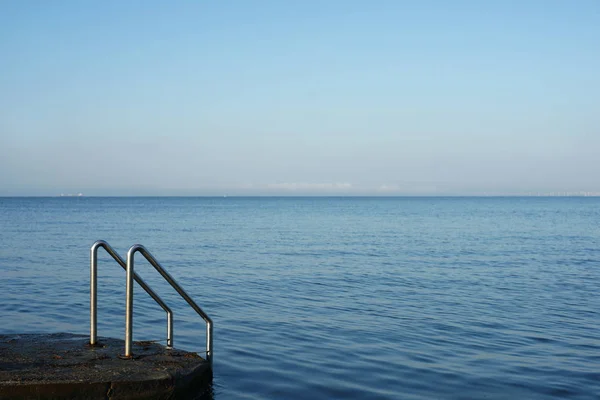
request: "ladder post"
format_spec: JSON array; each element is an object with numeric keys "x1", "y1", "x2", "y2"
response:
[
  {"x1": 124, "y1": 248, "x2": 135, "y2": 358},
  {"x1": 90, "y1": 244, "x2": 98, "y2": 345}
]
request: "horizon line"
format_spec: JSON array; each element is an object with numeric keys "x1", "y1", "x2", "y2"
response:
[{"x1": 1, "y1": 194, "x2": 600, "y2": 198}]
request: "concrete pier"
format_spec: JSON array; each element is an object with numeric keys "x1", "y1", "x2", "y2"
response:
[{"x1": 0, "y1": 333, "x2": 212, "y2": 399}]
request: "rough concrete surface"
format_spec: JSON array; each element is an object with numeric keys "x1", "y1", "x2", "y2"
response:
[{"x1": 0, "y1": 333, "x2": 211, "y2": 399}]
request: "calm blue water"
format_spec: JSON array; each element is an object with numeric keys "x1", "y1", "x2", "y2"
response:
[{"x1": 1, "y1": 197, "x2": 599, "y2": 399}]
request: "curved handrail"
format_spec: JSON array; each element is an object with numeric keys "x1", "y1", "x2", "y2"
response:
[
  {"x1": 90, "y1": 240, "x2": 173, "y2": 348},
  {"x1": 125, "y1": 244, "x2": 213, "y2": 364}
]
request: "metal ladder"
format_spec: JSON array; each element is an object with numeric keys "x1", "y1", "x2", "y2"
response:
[{"x1": 89, "y1": 240, "x2": 213, "y2": 365}]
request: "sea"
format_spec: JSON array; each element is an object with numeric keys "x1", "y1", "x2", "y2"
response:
[{"x1": 1, "y1": 196, "x2": 599, "y2": 399}]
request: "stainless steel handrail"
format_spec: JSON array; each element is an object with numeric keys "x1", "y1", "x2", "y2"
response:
[
  {"x1": 90, "y1": 240, "x2": 173, "y2": 348},
  {"x1": 125, "y1": 244, "x2": 213, "y2": 365}
]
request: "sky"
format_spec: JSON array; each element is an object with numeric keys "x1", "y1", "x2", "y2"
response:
[{"x1": 1, "y1": 0, "x2": 599, "y2": 196}]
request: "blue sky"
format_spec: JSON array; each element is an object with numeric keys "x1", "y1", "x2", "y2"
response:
[{"x1": 1, "y1": 0, "x2": 599, "y2": 195}]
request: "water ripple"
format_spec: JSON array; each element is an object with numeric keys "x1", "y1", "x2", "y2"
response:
[{"x1": 1, "y1": 197, "x2": 600, "y2": 399}]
